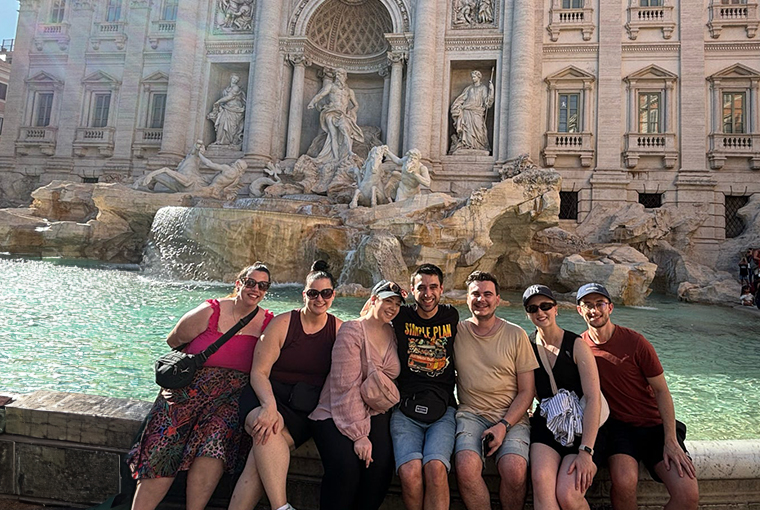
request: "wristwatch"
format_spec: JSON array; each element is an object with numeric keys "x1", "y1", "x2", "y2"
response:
[
  {"x1": 498, "y1": 419, "x2": 512, "y2": 433},
  {"x1": 579, "y1": 444, "x2": 594, "y2": 456}
]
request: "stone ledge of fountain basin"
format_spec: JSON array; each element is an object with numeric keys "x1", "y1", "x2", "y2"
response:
[
  {"x1": 2, "y1": 390, "x2": 760, "y2": 510},
  {"x1": 222, "y1": 196, "x2": 339, "y2": 217}
]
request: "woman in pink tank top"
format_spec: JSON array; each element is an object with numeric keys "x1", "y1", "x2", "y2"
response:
[
  {"x1": 127, "y1": 263, "x2": 275, "y2": 510},
  {"x1": 230, "y1": 261, "x2": 343, "y2": 510}
]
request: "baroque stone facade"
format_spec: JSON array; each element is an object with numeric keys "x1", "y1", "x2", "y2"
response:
[{"x1": 0, "y1": 0, "x2": 759, "y2": 264}]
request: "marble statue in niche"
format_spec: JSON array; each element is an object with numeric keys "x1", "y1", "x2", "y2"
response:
[
  {"x1": 453, "y1": 0, "x2": 494, "y2": 26},
  {"x1": 216, "y1": 0, "x2": 255, "y2": 31},
  {"x1": 307, "y1": 68, "x2": 364, "y2": 164},
  {"x1": 449, "y1": 70, "x2": 494, "y2": 154},
  {"x1": 207, "y1": 74, "x2": 246, "y2": 149}
]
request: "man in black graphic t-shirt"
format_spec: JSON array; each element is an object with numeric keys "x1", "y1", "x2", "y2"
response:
[{"x1": 391, "y1": 264, "x2": 459, "y2": 510}]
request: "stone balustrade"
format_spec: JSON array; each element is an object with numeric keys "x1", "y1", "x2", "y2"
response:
[
  {"x1": 2, "y1": 390, "x2": 759, "y2": 510},
  {"x1": 708, "y1": 132, "x2": 760, "y2": 170},
  {"x1": 542, "y1": 131, "x2": 594, "y2": 167},
  {"x1": 73, "y1": 127, "x2": 116, "y2": 157},
  {"x1": 15, "y1": 126, "x2": 57, "y2": 156},
  {"x1": 708, "y1": 1, "x2": 759, "y2": 38},
  {"x1": 625, "y1": 4, "x2": 675, "y2": 39},
  {"x1": 624, "y1": 132, "x2": 678, "y2": 169}
]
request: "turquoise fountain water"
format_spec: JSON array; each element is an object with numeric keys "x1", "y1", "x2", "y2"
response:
[{"x1": 1, "y1": 257, "x2": 758, "y2": 440}]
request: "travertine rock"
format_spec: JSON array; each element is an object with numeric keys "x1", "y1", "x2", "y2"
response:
[
  {"x1": 716, "y1": 195, "x2": 760, "y2": 273},
  {"x1": 30, "y1": 181, "x2": 97, "y2": 222},
  {"x1": 338, "y1": 232, "x2": 409, "y2": 288},
  {"x1": 558, "y1": 247, "x2": 657, "y2": 305}
]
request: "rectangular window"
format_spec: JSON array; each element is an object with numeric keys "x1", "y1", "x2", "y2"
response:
[
  {"x1": 0, "y1": 82, "x2": 7, "y2": 101},
  {"x1": 723, "y1": 92, "x2": 745, "y2": 134},
  {"x1": 150, "y1": 93, "x2": 167, "y2": 129},
  {"x1": 0, "y1": 117, "x2": 4, "y2": 136},
  {"x1": 725, "y1": 195, "x2": 749, "y2": 238},
  {"x1": 34, "y1": 92, "x2": 54, "y2": 127},
  {"x1": 162, "y1": 0, "x2": 178, "y2": 21},
  {"x1": 638, "y1": 92, "x2": 661, "y2": 134},
  {"x1": 92, "y1": 93, "x2": 111, "y2": 128},
  {"x1": 559, "y1": 191, "x2": 579, "y2": 220},
  {"x1": 640, "y1": 0, "x2": 663, "y2": 5},
  {"x1": 562, "y1": 0, "x2": 584, "y2": 7},
  {"x1": 106, "y1": 0, "x2": 121, "y2": 22},
  {"x1": 50, "y1": 0, "x2": 66, "y2": 23},
  {"x1": 638, "y1": 193, "x2": 663, "y2": 209},
  {"x1": 558, "y1": 93, "x2": 579, "y2": 133}
]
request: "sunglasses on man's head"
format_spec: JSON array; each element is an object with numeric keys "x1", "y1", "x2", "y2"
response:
[
  {"x1": 525, "y1": 302, "x2": 556, "y2": 314},
  {"x1": 305, "y1": 288, "x2": 335, "y2": 300},
  {"x1": 240, "y1": 278, "x2": 271, "y2": 291}
]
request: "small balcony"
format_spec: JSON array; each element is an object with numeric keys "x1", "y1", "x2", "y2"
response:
[
  {"x1": 148, "y1": 20, "x2": 175, "y2": 49},
  {"x1": 708, "y1": 1, "x2": 759, "y2": 38},
  {"x1": 625, "y1": 5, "x2": 676, "y2": 39},
  {"x1": 623, "y1": 133, "x2": 678, "y2": 169},
  {"x1": 34, "y1": 23, "x2": 70, "y2": 51},
  {"x1": 708, "y1": 132, "x2": 760, "y2": 170},
  {"x1": 547, "y1": 6, "x2": 595, "y2": 41},
  {"x1": 132, "y1": 128, "x2": 164, "y2": 158},
  {"x1": 90, "y1": 22, "x2": 127, "y2": 51},
  {"x1": 73, "y1": 127, "x2": 115, "y2": 157},
  {"x1": 15, "y1": 126, "x2": 57, "y2": 156},
  {"x1": 542, "y1": 131, "x2": 594, "y2": 167}
]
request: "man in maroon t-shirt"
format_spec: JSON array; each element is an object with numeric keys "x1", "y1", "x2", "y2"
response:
[{"x1": 576, "y1": 283, "x2": 698, "y2": 510}]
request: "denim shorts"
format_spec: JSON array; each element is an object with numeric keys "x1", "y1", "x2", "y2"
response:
[
  {"x1": 454, "y1": 410, "x2": 531, "y2": 463},
  {"x1": 390, "y1": 406, "x2": 457, "y2": 472}
]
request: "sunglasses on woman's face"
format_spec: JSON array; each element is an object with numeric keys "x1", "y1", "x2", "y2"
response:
[
  {"x1": 525, "y1": 302, "x2": 556, "y2": 314},
  {"x1": 240, "y1": 278, "x2": 271, "y2": 291},
  {"x1": 305, "y1": 288, "x2": 335, "y2": 300}
]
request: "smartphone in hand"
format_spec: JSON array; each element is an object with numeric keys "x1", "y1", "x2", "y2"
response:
[{"x1": 480, "y1": 432, "x2": 494, "y2": 468}]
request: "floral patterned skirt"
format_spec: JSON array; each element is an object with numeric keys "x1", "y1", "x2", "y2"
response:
[{"x1": 126, "y1": 366, "x2": 251, "y2": 479}]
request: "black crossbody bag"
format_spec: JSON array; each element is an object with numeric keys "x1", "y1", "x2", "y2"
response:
[{"x1": 155, "y1": 306, "x2": 260, "y2": 389}]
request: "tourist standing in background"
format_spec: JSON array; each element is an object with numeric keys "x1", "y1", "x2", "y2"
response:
[
  {"x1": 390, "y1": 264, "x2": 459, "y2": 510},
  {"x1": 523, "y1": 284, "x2": 602, "y2": 510},
  {"x1": 576, "y1": 283, "x2": 698, "y2": 510},
  {"x1": 230, "y1": 261, "x2": 341, "y2": 510},
  {"x1": 309, "y1": 280, "x2": 405, "y2": 510},
  {"x1": 454, "y1": 271, "x2": 538, "y2": 510},
  {"x1": 739, "y1": 256, "x2": 751, "y2": 286},
  {"x1": 128, "y1": 263, "x2": 274, "y2": 510}
]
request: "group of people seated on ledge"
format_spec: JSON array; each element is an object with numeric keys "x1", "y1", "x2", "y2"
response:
[{"x1": 127, "y1": 261, "x2": 699, "y2": 510}]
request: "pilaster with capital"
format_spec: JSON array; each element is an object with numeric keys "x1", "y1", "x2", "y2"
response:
[
  {"x1": 386, "y1": 51, "x2": 406, "y2": 155},
  {"x1": 506, "y1": 0, "x2": 536, "y2": 161},
  {"x1": 159, "y1": 1, "x2": 201, "y2": 159},
  {"x1": 0, "y1": 0, "x2": 40, "y2": 157},
  {"x1": 52, "y1": 0, "x2": 95, "y2": 159},
  {"x1": 285, "y1": 53, "x2": 312, "y2": 160},
  {"x1": 245, "y1": 0, "x2": 285, "y2": 163},
  {"x1": 594, "y1": 0, "x2": 623, "y2": 172},
  {"x1": 380, "y1": 66, "x2": 390, "y2": 139},
  {"x1": 406, "y1": 0, "x2": 439, "y2": 158}
]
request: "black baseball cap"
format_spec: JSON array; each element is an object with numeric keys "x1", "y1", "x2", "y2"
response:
[
  {"x1": 576, "y1": 283, "x2": 612, "y2": 303},
  {"x1": 522, "y1": 284, "x2": 556, "y2": 306}
]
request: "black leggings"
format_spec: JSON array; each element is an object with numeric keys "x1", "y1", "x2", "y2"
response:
[{"x1": 311, "y1": 413, "x2": 394, "y2": 510}]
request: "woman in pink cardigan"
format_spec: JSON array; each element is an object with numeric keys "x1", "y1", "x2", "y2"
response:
[{"x1": 309, "y1": 280, "x2": 405, "y2": 510}]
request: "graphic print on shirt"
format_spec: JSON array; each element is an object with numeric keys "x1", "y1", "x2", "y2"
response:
[{"x1": 404, "y1": 322, "x2": 454, "y2": 376}]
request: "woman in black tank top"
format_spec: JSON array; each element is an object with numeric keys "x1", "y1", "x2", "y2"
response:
[
  {"x1": 522, "y1": 284, "x2": 602, "y2": 510},
  {"x1": 231, "y1": 261, "x2": 343, "y2": 510}
]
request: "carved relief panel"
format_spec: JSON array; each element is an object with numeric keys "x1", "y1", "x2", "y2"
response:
[
  {"x1": 452, "y1": 0, "x2": 496, "y2": 29},
  {"x1": 214, "y1": 0, "x2": 255, "y2": 33}
]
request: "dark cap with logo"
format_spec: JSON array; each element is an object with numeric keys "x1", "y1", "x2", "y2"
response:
[
  {"x1": 371, "y1": 280, "x2": 406, "y2": 303},
  {"x1": 576, "y1": 283, "x2": 612, "y2": 303},
  {"x1": 522, "y1": 284, "x2": 556, "y2": 306}
]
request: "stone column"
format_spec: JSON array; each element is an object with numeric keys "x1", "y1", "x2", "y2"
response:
[
  {"x1": 406, "y1": 0, "x2": 439, "y2": 156},
  {"x1": 159, "y1": 0, "x2": 201, "y2": 159},
  {"x1": 386, "y1": 52, "x2": 405, "y2": 155},
  {"x1": 0, "y1": 0, "x2": 39, "y2": 158},
  {"x1": 380, "y1": 67, "x2": 390, "y2": 138},
  {"x1": 506, "y1": 0, "x2": 536, "y2": 160},
  {"x1": 285, "y1": 54, "x2": 309, "y2": 160},
  {"x1": 112, "y1": 1, "x2": 152, "y2": 161},
  {"x1": 244, "y1": 0, "x2": 285, "y2": 163},
  {"x1": 52, "y1": 1, "x2": 95, "y2": 160}
]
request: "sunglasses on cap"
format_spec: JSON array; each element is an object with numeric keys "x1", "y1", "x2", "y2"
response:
[
  {"x1": 305, "y1": 288, "x2": 335, "y2": 300},
  {"x1": 240, "y1": 278, "x2": 271, "y2": 291},
  {"x1": 525, "y1": 302, "x2": 556, "y2": 314}
]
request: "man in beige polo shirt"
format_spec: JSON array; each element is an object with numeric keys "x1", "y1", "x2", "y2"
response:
[{"x1": 454, "y1": 271, "x2": 538, "y2": 510}]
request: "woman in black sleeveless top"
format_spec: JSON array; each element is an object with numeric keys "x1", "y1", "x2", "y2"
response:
[
  {"x1": 231, "y1": 261, "x2": 343, "y2": 510},
  {"x1": 522, "y1": 285, "x2": 602, "y2": 510}
]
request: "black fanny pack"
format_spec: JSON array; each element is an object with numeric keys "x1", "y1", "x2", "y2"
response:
[
  {"x1": 399, "y1": 386, "x2": 450, "y2": 424},
  {"x1": 271, "y1": 380, "x2": 323, "y2": 414}
]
